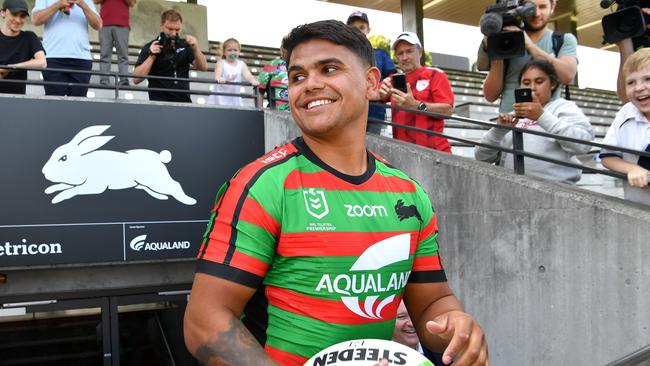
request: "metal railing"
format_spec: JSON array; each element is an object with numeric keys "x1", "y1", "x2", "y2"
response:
[
  {"x1": 606, "y1": 345, "x2": 650, "y2": 366},
  {"x1": 0, "y1": 65, "x2": 260, "y2": 107},
  {"x1": 366, "y1": 102, "x2": 650, "y2": 183},
  {"x1": 257, "y1": 95, "x2": 646, "y2": 184},
  {"x1": 4, "y1": 71, "x2": 648, "y2": 185}
]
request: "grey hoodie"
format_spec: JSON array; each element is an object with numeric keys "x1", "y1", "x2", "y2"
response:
[{"x1": 474, "y1": 98, "x2": 595, "y2": 183}]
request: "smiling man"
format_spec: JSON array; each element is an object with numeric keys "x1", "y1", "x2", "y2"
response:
[
  {"x1": 479, "y1": 0, "x2": 578, "y2": 113},
  {"x1": 183, "y1": 20, "x2": 488, "y2": 366},
  {"x1": 380, "y1": 32, "x2": 454, "y2": 153}
]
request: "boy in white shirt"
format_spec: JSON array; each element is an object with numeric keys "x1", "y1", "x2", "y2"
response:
[{"x1": 600, "y1": 48, "x2": 650, "y2": 206}]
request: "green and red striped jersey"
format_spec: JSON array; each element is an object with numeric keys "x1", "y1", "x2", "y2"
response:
[{"x1": 196, "y1": 137, "x2": 446, "y2": 365}]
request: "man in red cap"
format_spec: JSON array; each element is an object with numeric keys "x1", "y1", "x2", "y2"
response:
[{"x1": 380, "y1": 32, "x2": 454, "y2": 153}]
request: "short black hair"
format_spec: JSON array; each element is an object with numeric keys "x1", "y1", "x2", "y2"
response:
[
  {"x1": 519, "y1": 58, "x2": 560, "y2": 93},
  {"x1": 281, "y1": 20, "x2": 375, "y2": 68}
]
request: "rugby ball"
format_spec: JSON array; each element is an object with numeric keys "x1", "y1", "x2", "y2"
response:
[{"x1": 304, "y1": 339, "x2": 433, "y2": 366}]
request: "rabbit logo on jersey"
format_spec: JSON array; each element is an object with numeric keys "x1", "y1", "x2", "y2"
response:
[
  {"x1": 315, "y1": 233, "x2": 411, "y2": 319},
  {"x1": 41, "y1": 125, "x2": 196, "y2": 205}
]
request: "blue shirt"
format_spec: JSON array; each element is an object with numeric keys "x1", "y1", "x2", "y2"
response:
[
  {"x1": 369, "y1": 48, "x2": 396, "y2": 122},
  {"x1": 33, "y1": 0, "x2": 98, "y2": 60}
]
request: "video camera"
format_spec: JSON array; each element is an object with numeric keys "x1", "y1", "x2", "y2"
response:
[
  {"x1": 480, "y1": 0, "x2": 536, "y2": 59},
  {"x1": 601, "y1": 0, "x2": 650, "y2": 44},
  {"x1": 155, "y1": 32, "x2": 188, "y2": 60}
]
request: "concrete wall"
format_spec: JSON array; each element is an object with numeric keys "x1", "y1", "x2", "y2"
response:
[
  {"x1": 22, "y1": 0, "x2": 209, "y2": 51},
  {"x1": 264, "y1": 110, "x2": 650, "y2": 365}
]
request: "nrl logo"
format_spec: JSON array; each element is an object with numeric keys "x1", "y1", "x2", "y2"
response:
[{"x1": 303, "y1": 188, "x2": 329, "y2": 219}]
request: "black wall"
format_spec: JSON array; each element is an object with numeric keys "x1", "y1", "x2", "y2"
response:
[{"x1": 0, "y1": 97, "x2": 265, "y2": 267}]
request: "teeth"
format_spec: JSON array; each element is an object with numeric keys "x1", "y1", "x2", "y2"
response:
[
  {"x1": 307, "y1": 99, "x2": 333, "y2": 109},
  {"x1": 638, "y1": 96, "x2": 650, "y2": 101}
]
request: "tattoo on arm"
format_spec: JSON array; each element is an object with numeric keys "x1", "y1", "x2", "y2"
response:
[{"x1": 195, "y1": 316, "x2": 277, "y2": 366}]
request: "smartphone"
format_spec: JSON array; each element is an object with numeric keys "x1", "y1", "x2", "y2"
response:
[
  {"x1": 392, "y1": 73, "x2": 407, "y2": 93},
  {"x1": 514, "y1": 88, "x2": 533, "y2": 103}
]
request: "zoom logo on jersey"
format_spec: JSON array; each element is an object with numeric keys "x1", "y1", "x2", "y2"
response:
[
  {"x1": 303, "y1": 188, "x2": 329, "y2": 219},
  {"x1": 315, "y1": 233, "x2": 411, "y2": 319},
  {"x1": 129, "y1": 234, "x2": 191, "y2": 251},
  {"x1": 345, "y1": 204, "x2": 388, "y2": 218}
]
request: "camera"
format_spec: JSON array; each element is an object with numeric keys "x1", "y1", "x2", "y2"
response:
[
  {"x1": 601, "y1": 0, "x2": 650, "y2": 44},
  {"x1": 155, "y1": 32, "x2": 188, "y2": 60},
  {"x1": 480, "y1": 0, "x2": 536, "y2": 59}
]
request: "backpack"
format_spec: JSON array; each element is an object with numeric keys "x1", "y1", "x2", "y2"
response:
[
  {"x1": 551, "y1": 31, "x2": 571, "y2": 100},
  {"x1": 505, "y1": 30, "x2": 571, "y2": 100}
]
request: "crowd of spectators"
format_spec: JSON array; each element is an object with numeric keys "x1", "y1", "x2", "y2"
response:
[{"x1": 0, "y1": 0, "x2": 648, "y2": 204}]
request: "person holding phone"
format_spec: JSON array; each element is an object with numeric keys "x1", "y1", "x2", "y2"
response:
[
  {"x1": 32, "y1": 0, "x2": 102, "y2": 96},
  {"x1": 474, "y1": 58, "x2": 594, "y2": 183},
  {"x1": 379, "y1": 32, "x2": 454, "y2": 153}
]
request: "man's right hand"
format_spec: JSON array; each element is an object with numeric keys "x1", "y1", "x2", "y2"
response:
[
  {"x1": 149, "y1": 41, "x2": 162, "y2": 55},
  {"x1": 379, "y1": 77, "x2": 393, "y2": 99}
]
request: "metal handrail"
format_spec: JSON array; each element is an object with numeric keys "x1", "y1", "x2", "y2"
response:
[
  {"x1": 260, "y1": 96, "x2": 646, "y2": 179},
  {"x1": 606, "y1": 345, "x2": 650, "y2": 366},
  {"x1": 366, "y1": 101, "x2": 650, "y2": 181},
  {"x1": 0, "y1": 64, "x2": 260, "y2": 106}
]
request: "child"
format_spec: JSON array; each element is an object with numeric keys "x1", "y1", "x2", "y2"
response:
[
  {"x1": 208, "y1": 38, "x2": 258, "y2": 106},
  {"x1": 600, "y1": 47, "x2": 650, "y2": 206}
]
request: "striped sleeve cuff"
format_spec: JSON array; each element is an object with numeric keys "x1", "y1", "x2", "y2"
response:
[
  {"x1": 196, "y1": 259, "x2": 263, "y2": 289},
  {"x1": 408, "y1": 270, "x2": 447, "y2": 283}
]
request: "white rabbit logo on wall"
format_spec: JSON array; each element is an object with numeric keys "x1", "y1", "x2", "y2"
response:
[{"x1": 41, "y1": 125, "x2": 197, "y2": 205}]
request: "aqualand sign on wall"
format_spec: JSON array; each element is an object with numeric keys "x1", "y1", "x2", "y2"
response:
[{"x1": 0, "y1": 97, "x2": 264, "y2": 267}]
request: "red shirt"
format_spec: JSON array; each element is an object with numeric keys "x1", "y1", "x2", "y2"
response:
[
  {"x1": 391, "y1": 66, "x2": 454, "y2": 153},
  {"x1": 99, "y1": 0, "x2": 130, "y2": 28}
]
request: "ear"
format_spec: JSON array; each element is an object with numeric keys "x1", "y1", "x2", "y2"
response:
[
  {"x1": 77, "y1": 135, "x2": 114, "y2": 155},
  {"x1": 365, "y1": 66, "x2": 381, "y2": 100},
  {"x1": 70, "y1": 125, "x2": 111, "y2": 145}
]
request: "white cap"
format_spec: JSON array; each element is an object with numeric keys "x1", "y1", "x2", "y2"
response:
[{"x1": 392, "y1": 32, "x2": 422, "y2": 50}]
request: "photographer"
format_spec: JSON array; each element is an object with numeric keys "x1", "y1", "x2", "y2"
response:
[
  {"x1": 478, "y1": 0, "x2": 578, "y2": 114},
  {"x1": 133, "y1": 9, "x2": 207, "y2": 103}
]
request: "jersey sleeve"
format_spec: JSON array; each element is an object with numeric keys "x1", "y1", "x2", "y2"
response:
[
  {"x1": 196, "y1": 164, "x2": 283, "y2": 288},
  {"x1": 430, "y1": 70, "x2": 454, "y2": 106},
  {"x1": 257, "y1": 63, "x2": 274, "y2": 90},
  {"x1": 409, "y1": 184, "x2": 447, "y2": 284},
  {"x1": 196, "y1": 144, "x2": 299, "y2": 289}
]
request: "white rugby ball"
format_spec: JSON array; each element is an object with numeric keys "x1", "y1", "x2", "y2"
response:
[{"x1": 304, "y1": 339, "x2": 433, "y2": 366}]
